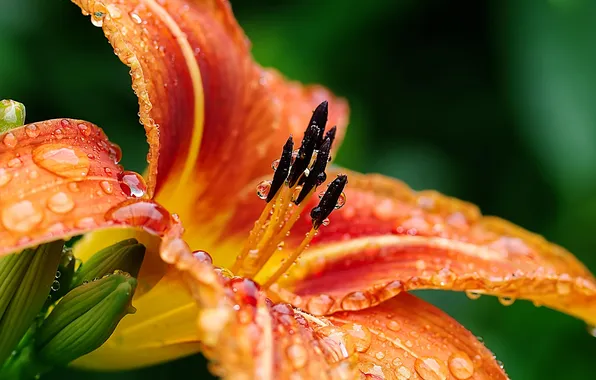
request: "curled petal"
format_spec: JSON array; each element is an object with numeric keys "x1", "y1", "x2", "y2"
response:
[
  {"x1": 247, "y1": 170, "x2": 596, "y2": 325},
  {"x1": 0, "y1": 119, "x2": 139, "y2": 255},
  {"x1": 330, "y1": 293, "x2": 508, "y2": 379},
  {"x1": 71, "y1": 0, "x2": 349, "y2": 258},
  {"x1": 165, "y1": 243, "x2": 506, "y2": 379}
]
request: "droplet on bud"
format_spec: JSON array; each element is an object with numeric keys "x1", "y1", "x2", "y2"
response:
[{"x1": 256, "y1": 180, "x2": 272, "y2": 200}]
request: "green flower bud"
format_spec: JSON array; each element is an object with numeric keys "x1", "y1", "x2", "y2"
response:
[
  {"x1": 0, "y1": 99, "x2": 26, "y2": 132},
  {"x1": 72, "y1": 238, "x2": 145, "y2": 288},
  {"x1": 35, "y1": 272, "x2": 137, "y2": 365},
  {"x1": 0, "y1": 241, "x2": 64, "y2": 364}
]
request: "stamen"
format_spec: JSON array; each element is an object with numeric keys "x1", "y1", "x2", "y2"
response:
[
  {"x1": 231, "y1": 101, "x2": 347, "y2": 288},
  {"x1": 310, "y1": 175, "x2": 348, "y2": 229},
  {"x1": 287, "y1": 124, "x2": 320, "y2": 187},
  {"x1": 294, "y1": 138, "x2": 331, "y2": 205},
  {"x1": 266, "y1": 136, "x2": 294, "y2": 202}
]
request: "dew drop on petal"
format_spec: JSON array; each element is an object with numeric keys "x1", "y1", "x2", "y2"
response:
[
  {"x1": 68, "y1": 182, "x2": 80, "y2": 192},
  {"x1": 77, "y1": 123, "x2": 91, "y2": 137},
  {"x1": 340, "y1": 291, "x2": 372, "y2": 310},
  {"x1": 129, "y1": 11, "x2": 142, "y2": 24},
  {"x1": 3, "y1": 133, "x2": 17, "y2": 148},
  {"x1": 387, "y1": 320, "x2": 401, "y2": 332},
  {"x1": 75, "y1": 217, "x2": 96, "y2": 229},
  {"x1": 108, "y1": 143, "x2": 122, "y2": 164},
  {"x1": 0, "y1": 168, "x2": 12, "y2": 187},
  {"x1": 105, "y1": 199, "x2": 172, "y2": 235},
  {"x1": 99, "y1": 180, "x2": 114, "y2": 194},
  {"x1": 465, "y1": 290, "x2": 482, "y2": 300},
  {"x1": 414, "y1": 357, "x2": 449, "y2": 380},
  {"x1": 192, "y1": 250, "x2": 213, "y2": 264},
  {"x1": 321, "y1": 218, "x2": 330, "y2": 226},
  {"x1": 343, "y1": 323, "x2": 372, "y2": 353},
  {"x1": 286, "y1": 344, "x2": 308, "y2": 369},
  {"x1": 1, "y1": 200, "x2": 43, "y2": 233},
  {"x1": 118, "y1": 171, "x2": 147, "y2": 198},
  {"x1": 448, "y1": 352, "x2": 475, "y2": 379},
  {"x1": 91, "y1": 11, "x2": 105, "y2": 27},
  {"x1": 256, "y1": 180, "x2": 271, "y2": 200},
  {"x1": 7, "y1": 157, "x2": 22, "y2": 168},
  {"x1": 32, "y1": 144, "x2": 90, "y2": 178},
  {"x1": 306, "y1": 294, "x2": 335, "y2": 315},
  {"x1": 271, "y1": 159, "x2": 280, "y2": 171},
  {"x1": 335, "y1": 192, "x2": 346, "y2": 209},
  {"x1": 25, "y1": 124, "x2": 40, "y2": 138},
  {"x1": 497, "y1": 296, "x2": 515, "y2": 306},
  {"x1": 47, "y1": 192, "x2": 75, "y2": 214}
]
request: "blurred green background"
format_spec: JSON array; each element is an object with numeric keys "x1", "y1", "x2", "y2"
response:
[{"x1": 2, "y1": 0, "x2": 596, "y2": 378}]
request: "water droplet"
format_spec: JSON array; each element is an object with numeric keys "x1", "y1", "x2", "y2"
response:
[
  {"x1": 286, "y1": 344, "x2": 308, "y2": 369},
  {"x1": 271, "y1": 159, "x2": 280, "y2": 171},
  {"x1": 100, "y1": 180, "x2": 114, "y2": 194},
  {"x1": 317, "y1": 326, "x2": 355, "y2": 360},
  {"x1": 75, "y1": 217, "x2": 96, "y2": 229},
  {"x1": 26, "y1": 124, "x2": 40, "y2": 138},
  {"x1": 335, "y1": 192, "x2": 346, "y2": 209},
  {"x1": 387, "y1": 320, "x2": 401, "y2": 332},
  {"x1": 556, "y1": 275, "x2": 571, "y2": 295},
  {"x1": 129, "y1": 11, "x2": 142, "y2": 24},
  {"x1": 375, "y1": 351, "x2": 385, "y2": 360},
  {"x1": 51, "y1": 280, "x2": 61, "y2": 291},
  {"x1": 1, "y1": 200, "x2": 43, "y2": 232},
  {"x1": 68, "y1": 182, "x2": 80, "y2": 192},
  {"x1": 497, "y1": 296, "x2": 515, "y2": 306},
  {"x1": 343, "y1": 323, "x2": 372, "y2": 353},
  {"x1": 256, "y1": 180, "x2": 272, "y2": 200},
  {"x1": 55, "y1": 271, "x2": 61, "y2": 279},
  {"x1": 77, "y1": 123, "x2": 91, "y2": 136},
  {"x1": 47, "y1": 192, "x2": 75, "y2": 214},
  {"x1": 7, "y1": 157, "x2": 22, "y2": 168},
  {"x1": 91, "y1": 11, "x2": 105, "y2": 27},
  {"x1": 0, "y1": 168, "x2": 12, "y2": 187},
  {"x1": 465, "y1": 290, "x2": 482, "y2": 300},
  {"x1": 448, "y1": 352, "x2": 475, "y2": 379},
  {"x1": 306, "y1": 294, "x2": 335, "y2": 315},
  {"x1": 32, "y1": 144, "x2": 90, "y2": 178},
  {"x1": 108, "y1": 143, "x2": 122, "y2": 164},
  {"x1": 340, "y1": 291, "x2": 371, "y2": 310},
  {"x1": 118, "y1": 171, "x2": 147, "y2": 198},
  {"x1": 359, "y1": 363, "x2": 393, "y2": 379},
  {"x1": 414, "y1": 357, "x2": 449, "y2": 380},
  {"x1": 321, "y1": 218, "x2": 330, "y2": 226},
  {"x1": 395, "y1": 365, "x2": 412, "y2": 379},
  {"x1": 3, "y1": 133, "x2": 17, "y2": 148},
  {"x1": 192, "y1": 250, "x2": 213, "y2": 264},
  {"x1": 105, "y1": 199, "x2": 172, "y2": 235},
  {"x1": 54, "y1": 128, "x2": 64, "y2": 139}
]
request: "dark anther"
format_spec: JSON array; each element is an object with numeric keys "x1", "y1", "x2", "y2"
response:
[
  {"x1": 287, "y1": 124, "x2": 321, "y2": 187},
  {"x1": 310, "y1": 174, "x2": 348, "y2": 229},
  {"x1": 267, "y1": 136, "x2": 294, "y2": 202},
  {"x1": 323, "y1": 125, "x2": 337, "y2": 149},
  {"x1": 309, "y1": 101, "x2": 328, "y2": 148},
  {"x1": 294, "y1": 138, "x2": 331, "y2": 205}
]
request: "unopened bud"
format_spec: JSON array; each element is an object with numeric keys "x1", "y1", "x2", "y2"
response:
[
  {"x1": 0, "y1": 241, "x2": 64, "y2": 363},
  {"x1": 35, "y1": 272, "x2": 137, "y2": 365},
  {"x1": 0, "y1": 99, "x2": 26, "y2": 132},
  {"x1": 72, "y1": 238, "x2": 145, "y2": 287}
]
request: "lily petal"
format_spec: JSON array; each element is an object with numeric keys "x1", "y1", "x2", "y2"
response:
[
  {"x1": 163, "y1": 242, "x2": 507, "y2": 379},
  {"x1": 329, "y1": 293, "x2": 508, "y2": 379},
  {"x1": 230, "y1": 169, "x2": 596, "y2": 325},
  {"x1": 0, "y1": 119, "x2": 136, "y2": 254},
  {"x1": 71, "y1": 0, "x2": 349, "y2": 264}
]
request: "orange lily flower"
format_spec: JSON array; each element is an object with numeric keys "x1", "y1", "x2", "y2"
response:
[{"x1": 1, "y1": 0, "x2": 595, "y2": 379}]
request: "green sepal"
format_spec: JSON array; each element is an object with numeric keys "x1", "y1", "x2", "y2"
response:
[{"x1": 0, "y1": 100, "x2": 26, "y2": 132}]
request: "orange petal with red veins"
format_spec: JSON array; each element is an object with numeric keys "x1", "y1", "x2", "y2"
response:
[
  {"x1": 163, "y1": 242, "x2": 506, "y2": 379},
  {"x1": 330, "y1": 293, "x2": 508, "y2": 379},
  {"x1": 71, "y1": 0, "x2": 349, "y2": 254},
  {"x1": 0, "y1": 119, "x2": 161, "y2": 255},
  {"x1": 244, "y1": 170, "x2": 596, "y2": 325}
]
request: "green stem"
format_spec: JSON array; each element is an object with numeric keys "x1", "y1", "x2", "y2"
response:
[{"x1": 0, "y1": 345, "x2": 51, "y2": 380}]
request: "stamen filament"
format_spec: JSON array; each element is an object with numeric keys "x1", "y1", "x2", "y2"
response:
[{"x1": 262, "y1": 227, "x2": 317, "y2": 288}]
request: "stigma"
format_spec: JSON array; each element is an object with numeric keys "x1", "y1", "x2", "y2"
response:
[{"x1": 231, "y1": 101, "x2": 347, "y2": 288}]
